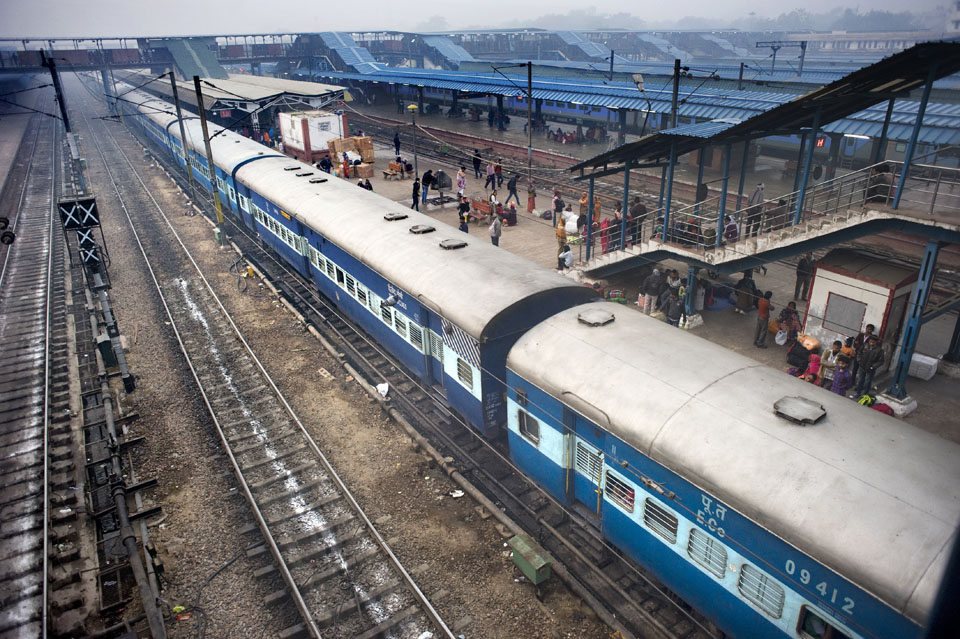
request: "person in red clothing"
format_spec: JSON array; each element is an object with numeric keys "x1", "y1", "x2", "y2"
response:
[{"x1": 754, "y1": 290, "x2": 774, "y2": 348}]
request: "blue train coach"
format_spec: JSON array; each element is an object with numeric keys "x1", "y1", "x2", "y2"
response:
[{"x1": 505, "y1": 303, "x2": 960, "y2": 639}]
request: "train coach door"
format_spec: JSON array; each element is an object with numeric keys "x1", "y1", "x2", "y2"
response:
[{"x1": 568, "y1": 408, "x2": 605, "y2": 518}]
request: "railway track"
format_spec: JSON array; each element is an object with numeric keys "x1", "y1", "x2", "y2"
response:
[
  {"x1": 116, "y1": 91, "x2": 721, "y2": 639},
  {"x1": 76, "y1": 84, "x2": 453, "y2": 639},
  {"x1": 0, "y1": 99, "x2": 75, "y2": 638}
]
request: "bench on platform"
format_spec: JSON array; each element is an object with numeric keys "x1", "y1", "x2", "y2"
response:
[{"x1": 469, "y1": 199, "x2": 491, "y2": 223}]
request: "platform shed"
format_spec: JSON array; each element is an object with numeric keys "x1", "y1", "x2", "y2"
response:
[
  {"x1": 278, "y1": 110, "x2": 347, "y2": 163},
  {"x1": 802, "y1": 249, "x2": 917, "y2": 353}
]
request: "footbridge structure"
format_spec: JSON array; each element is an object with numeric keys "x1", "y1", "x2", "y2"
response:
[{"x1": 568, "y1": 40, "x2": 960, "y2": 406}]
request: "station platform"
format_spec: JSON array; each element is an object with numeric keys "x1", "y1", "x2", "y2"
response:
[{"x1": 316, "y1": 134, "x2": 960, "y2": 444}]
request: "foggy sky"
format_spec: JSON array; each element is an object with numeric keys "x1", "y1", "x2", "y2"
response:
[{"x1": 0, "y1": 0, "x2": 944, "y2": 39}]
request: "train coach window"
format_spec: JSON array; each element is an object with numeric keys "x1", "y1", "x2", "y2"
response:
[
  {"x1": 738, "y1": 564, "x2": 785, "y2": 619},
  {"x1": 643, "y1": 498, "x2": 678, "y2": 544},
  {"x1": 335, "y1": 267, "x2": 345, "y2": 286},
  {"x1": 409, "y1": 324, "x2": 423, "y2": 351},
  {"x1": 518, "y1": 410, "x2": 539, "y2": 444},
  {"x1": 357, "y1": 288, "x2": 367, "y2": 307},
  {"x1": 228, "y1": 186, "x2": 236, "y2": 202},
  {"x1": 687, "y1": 528, "x2": 727, "y2": 578},
  {"x1": 605, "y1": 471, "x2": 635, "y2": 513},
  {"x1": 456, "y1": 358, "x2": 473, "y2": 390},
  {"x1": 394, "y1": 315, "x2": 407, "y2": 339},
  {"x1": 429, "y1": 333, "x2": 444, "y2": 363},
  {"x1": 798, "y1": 607, "x2": 851, "y2": 639},
  {"x1": 238, "y1": 194, "x2": 249, "y2": 212},
  {"x1": 345, "y1": 275, "x2": 356, "y2": 296},
  {"x1": 380, "y1": 303, "x2": 392, "y2": 324}
]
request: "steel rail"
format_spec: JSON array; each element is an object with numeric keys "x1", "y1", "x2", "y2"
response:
[{"x1": 77, "y1": 80, "x2": 454, "y2": 639}]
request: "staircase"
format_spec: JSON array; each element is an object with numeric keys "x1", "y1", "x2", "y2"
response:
[{"x1": 159, "y1": 37, "x2": 228, "y2": 80}]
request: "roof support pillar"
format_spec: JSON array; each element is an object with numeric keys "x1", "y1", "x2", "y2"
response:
[
  {"x1": 685, "y1": 265, "x2": 697, "y2": 317},
  {"x1": 620, "y1": 162, "x2": 630, "y2": 251},
  {"x1": 496, "y1": 94, "x2": 505, "y2": 131},
  {"x1": 694, "y1": 146, "x2": 706, "y2": 218},
  {"x1": 872, "y1": 97, "x2": 895, "y2": 164},
  {"x1": 417, "y1": 86, "x2": 424, "y2": 115},
  {"x1": 617, "y1": 109, "x2": 627, "y2": 146},
  {"x1": 793, "y1": 106, "x2": 822, "y2": 226},
  {"x1": 944, "y1": 311, "x2": 960, "y2": 364},
  {"x1": 887, "y1": 240, "x2": 941, "y2": 399},
  {"x1": 586, "y1": 177, "x2": 595, "y2": 261},
  {"x1": 658, "y1": 164, "x2": 667, "y2": 210},
  {"x1": 735, "y1": 139, "x2": 750, "y2": 210},
  {"x1": 662, "y1": 143, "x2": 677, "y2": 243},
  {"x1": 717, "y1": 143, "x2": 732, "y2": 248},
  {"x1": 894, "y1": 61, "x2": 938, "y2": 210}
]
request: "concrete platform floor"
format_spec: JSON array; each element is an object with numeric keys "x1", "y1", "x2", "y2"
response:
[{"x1": 329, "y1": 136, "x2": 960, "y2": 444}]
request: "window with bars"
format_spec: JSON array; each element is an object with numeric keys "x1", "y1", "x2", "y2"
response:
[
  {"x1": 409, "y1": 324, "x2": 423, "y2": 350},
  {"x1": 357, "y1": 288, "x2": 367, "y2": 307},
  {"x1": 738, "y1": 564, "x2": 785, "y2": 619},
  {"x1": 394, "y1": 315, "x2": 407, "y2": 339},
  {"x1": 345, "y1": 275, "x2": 356, "y2": 296},
  {"x1": 456, "y1": 358, "x2": 473, "y2": 390},
  {"x1": 518, "y1": 410, "x2": 539, "y2": 443},
  {"x1": 326, "y1": 260, "x2": 335, "y2": 278},
  {"x1": 238, "y1": 194, "x2": 249, "y2": 212},
  {"x1": 687, "y1": 528, "x2": 727, "y2": 578},
  {"x1": 216, "y1": 176, "x2": 226, "y2": 191},
  {"x1": 575, "y1": 441, "x2": 602, "y2": 482},
  {"x1": 228, "y1": 186, "x2": 236, "y2": 202},
  {"x1": 429, "y1": 333, "x2": 444, "y2": 363},
  {"x1": 605, "y1": 471, "x2": 635, "y2": 513},
  {"x1": 799, "y1": 607, "x2": 851, "y2": 639},
  {"x1": 381, "y1": 303, "x2": 392, "y2": 324},
  {"x1": 643, "y1": 498, "x2": 678, "y2": 544}
]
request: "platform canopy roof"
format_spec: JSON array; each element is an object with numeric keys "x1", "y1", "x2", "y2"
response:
[
  {"x1": 119, "y1": 71, "x2": 346, "y2": 112},
  {"x1": 571, "y1": 41, "x2": 960, "y2": 173}
]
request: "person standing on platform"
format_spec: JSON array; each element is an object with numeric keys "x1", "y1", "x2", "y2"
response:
[
  {"x1": 830, "y1": 359, "x2": 853, "y2": 397},
  {"x1": 411, "y1": 178, "x2": 421, "y2": 211},
  {"x1": 629, "y1": 196, "x2": 647, "y2": 244},
  {"x1": 640, "y1": 268, "x2": 663, "y2": 315},
  {"x1": 527, "y1": 182, "x2": 536, "y2": 214},
  {"x1": 755, "y1": 291, "x2": 774, "y2": 348},
  {"x1": 421, "y1": 169, "x2": 434, "y2": 205},
  {"x1": 472, "y1": 149, "x2": 482, "y2": 178},
  {"x1": 854, "y1": 334, "x2": 884, "y2": 397},
  {"x1": 852, "y1": 323, "x2": 876, "y2": 380},
  {"x1": 457, "y1": 196, "x2": 471, "y2": 228},
  {"x1": 664, "y1": 290, "x2": 684, "y2": 327},
  {"x1": 457, "y1": 167, "x2": 466, "y2": 197},
  {"x1": 489, "y1": 214, "x2": 502, "y2": 246},
  {"x1": 484, "y1": 162, "x2": 496, "y2": 190},
  {"x1": 553, "y1": 192, "x2": 565, "y2": 222},
  {"x1": 504, "y1": 174, "x2": 520, "y2": 205},
  {"x1": 579, "y1": 192, "x2": 588, "y2": 216},
  {"x1": 745, "y1": 182, "x2": 765, "y2": 238},
  {"x1": 393, "y1": 132, "x2": 401, "y2": 157},
  {"x1": 556, "y1": 216, "x2": 567, "y2": 253},
  {"x1": 494, "y1": 158, "x2": 503, "y2": 187},
  {"x1": 795, "y1": 253, "x2": 814, "y2": 301},
  {"x1": 341, "y1": 152, "x2": 351, "y2": 180}
]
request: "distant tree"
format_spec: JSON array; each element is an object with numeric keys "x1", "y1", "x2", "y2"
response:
[{"x1": 831, "y1": 9, "x2": 920, "y2": 31}]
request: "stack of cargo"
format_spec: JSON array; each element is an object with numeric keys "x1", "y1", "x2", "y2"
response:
[{"x1": 328, "y1": 136, "x2": 375, "y2": 178}]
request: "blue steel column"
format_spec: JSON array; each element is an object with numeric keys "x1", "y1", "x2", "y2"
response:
[
  {"x1": 662, "y1": 143, "x2": 677, "y2": 242},
  {"x1": 793, "y1": 107, "x2": 822, "y2": 225},
  {"x1": 872, "y1": 98, "x2": 896, "y2": 164},
  {"x1": 735, "y1": 139, "x2": 750, "y2": 210},
  {"x1": 684, "y1": 266, "x2": 697, "y2": 317},
  {"x1": 717, "y1": 143, "x2": 731, "y2": 248},
  {"x1": 893, "y1": 62, "x2": 938, "y2": 210},
  {"x1": 944, "y1": 313, "x2": 960, "y2": 363},
  {"x1": 887, "y1": 240, "x2": 941, "y2": 399},
  {"x1": 694, "y1": 147, "x2": 706, "y2": 218},
  {"x1": 586, "y1": 177, "x2": 595, "y2": 260},
  {"x1": 620, "y1": 162, "x2": 630, "y2": 250},
  {"x1": 658, "y1": 165, "x2": 667, "y2": 209}
]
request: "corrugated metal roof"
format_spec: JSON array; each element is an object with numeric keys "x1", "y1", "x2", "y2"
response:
[
  {"x1": 822, "y1": 120, "x2": 960, "y2": 145},
  {"x1": 659, "y1": 119, "x2": 742, "y2": 138},
  {"x1": 421, "y1": 36, "x2": 476, "y2": 64}
]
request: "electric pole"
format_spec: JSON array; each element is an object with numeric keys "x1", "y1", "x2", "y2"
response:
[{"x1": 193, "y1": 76, "x2": 225, "y2": 244}]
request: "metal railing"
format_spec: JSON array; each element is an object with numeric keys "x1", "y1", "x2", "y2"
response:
[{"x1": 573, "y1": 159, "x2": 960, "y2": 266}]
